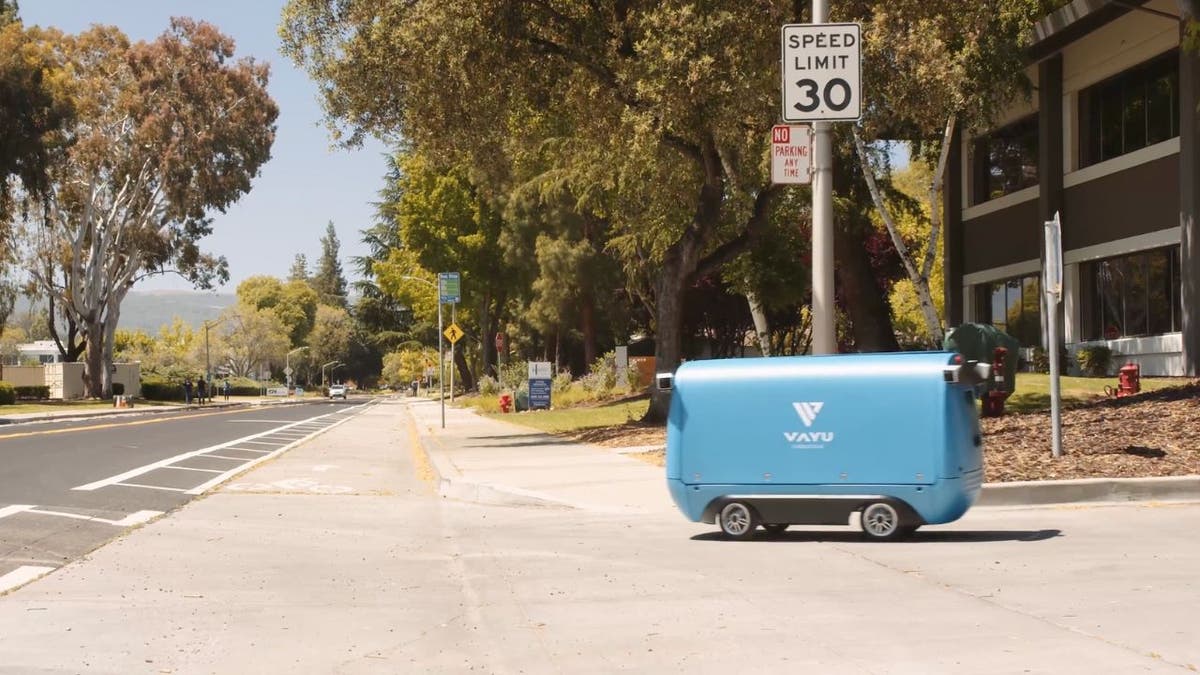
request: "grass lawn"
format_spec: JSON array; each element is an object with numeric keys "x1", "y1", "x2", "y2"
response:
[
  {"x1": 1005, "y1": 373, "x2": 1185, "y2": 412},
  {"x1": 0, "y1": 399, "x2": 178, "y2": 415},
  {"x1": 478, "y1": 398, "x2": 650, "y2": 434},
  {"x1": 460, "y1": 372, "x2": 1195, "y2": 436}
]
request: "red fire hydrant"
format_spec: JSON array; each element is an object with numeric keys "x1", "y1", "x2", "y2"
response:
[
  {"x1": 1107, "y1": 362, "x2": 1141, "y2": 398},
  {"x1": 981, "y1": 347, "x2": 1011, "y2": 417},
  {"x1": 498, "y1": 393, "x2": 513, "y2": 413}
]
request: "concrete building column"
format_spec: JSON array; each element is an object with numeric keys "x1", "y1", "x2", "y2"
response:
[
  {"x1": 943, "y1": 122, "x2": 964, "y2": 326},
  {"x1": 1180, "y1": 43, "x2": 1200, "y2": 376},
  {"x1": 1038, "y1": 54, "x2": 1065, "y2": 350}
]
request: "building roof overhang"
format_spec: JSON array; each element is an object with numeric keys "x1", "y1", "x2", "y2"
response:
[{"x1": 1027, "y1": 0, "x2": 1175, "y2": 63}]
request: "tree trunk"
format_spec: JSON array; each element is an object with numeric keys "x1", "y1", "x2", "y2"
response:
[
  {"x1": 851, "y1": 124, "x2": 951, "y2": 347},
  {"x1": 747, "y1": 291, "x2": 771, "y2": 356},
  {"x1": 453, "y1": 347, "x2": 475, "y2": 392},
  {"x1": 479, "y1": 292, "x2": 493, "y2": 380},
  {"x1": 580, "y1": 290, "x2": 597, "y2": 367},
  {"x1": 642, "y1": 256, "x2": 689, "y2": 424},
  {"x1": 83, "y1": 318, "x2": 106, "y2": 398},
  {"x1": 834, "y1": 225, "x2": 900, "y2": 352}
]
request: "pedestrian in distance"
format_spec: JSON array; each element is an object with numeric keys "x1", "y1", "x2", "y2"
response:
[
  {"x1": 183, "y1": 378, "x2": 193, "y2": 405},
  {"x1": 197, "y1": 377, "x2": 207, "y2": 405},
  {"x1": 223, "y1": 379, "x2": 231, "y2": 401}
]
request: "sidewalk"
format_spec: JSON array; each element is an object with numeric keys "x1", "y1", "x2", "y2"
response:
[
  {"x1": 405, "y1": 398, "x2": 1200, "y2": 510},
  {"x1": 404, "y1": 398, "x2": 675, "y2": 515}
]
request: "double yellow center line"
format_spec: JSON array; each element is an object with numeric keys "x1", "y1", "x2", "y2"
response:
[{"x1": 0, "y1": 407, "x2": 256, "y2": 441}]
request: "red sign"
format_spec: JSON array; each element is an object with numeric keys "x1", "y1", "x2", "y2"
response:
[
  {"x1": 772, "y1": 125, "x2": 791, "y2": 143},
  {"x1": 495, "y1": 332, "x2": 506, "y2": 351}
]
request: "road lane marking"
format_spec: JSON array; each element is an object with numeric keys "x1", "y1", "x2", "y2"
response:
[
  {"x1": 163, "y1": 466, "x2": 225, "y2": 473},
  {"x1": 25, "y1": 508, "x2": 163, "y2": 527},
  {"x1": 239, "y1": 440, "x2": 287, "y2": 446},
  {"x1": 73, "y1": 401, "x2": 376, "y2": 493},
  {"x1": 0, "y1": 504, "x2": 35, "y2": 520},
  {"x1": 203, "y1": 454, "x2": 258, "y2": 461},
  {"x1": 114, "y1": 483, "x2": 189, "y2": 493},
  {"x1": 186, "y1": 403, "x2": 371, "y2": 495},
  {"x1": 0, "y1": 406, "x2": 262, "y2": 441},
  {"x1": 0, "y1": 565, "x2": 55, "y2": 593},
  {"x1": 72, "y1": 407, "x2": 354, "y2": 491},
  {"x1": 225, "y1": 447, "x2": 272, "y2": 454}
]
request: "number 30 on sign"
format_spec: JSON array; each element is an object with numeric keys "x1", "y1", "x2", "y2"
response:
[{"x1": 780, "y1": 23, "x2": 861, "y2": 122}]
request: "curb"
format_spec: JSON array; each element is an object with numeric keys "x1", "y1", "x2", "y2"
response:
[
  {"x1": 0, "y1": 398, "x2": 316, "y2": 426},
  {"x1": 401, "y1": 402, "x2": 1200, "y2": 511},
  {"x1": 978, "y1": 475, "x2": 1200, "y2": 506}
]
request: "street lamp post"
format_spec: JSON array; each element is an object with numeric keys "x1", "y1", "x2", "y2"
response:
[
  {"x1": 321, "y1": 360, "x2": 340, "y2": 387},
  {"x1": 399, "y1": 276, "x2": 445, "y2": 428},
  {"x1": 203, "y1": 316, "x2": 226, "y2": 387},
  {"x1": 286, "y1": 347, "x2": 309, "y2": 387}
]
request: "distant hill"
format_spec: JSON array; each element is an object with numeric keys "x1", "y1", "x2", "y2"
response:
[{"x1": 14, "y1": 290, "x2": 237, "y2": 333}]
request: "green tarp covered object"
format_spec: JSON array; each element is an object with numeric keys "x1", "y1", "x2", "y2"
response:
[{"x1": 943, "y1": 323, "x2": 1021, "y2": 394}]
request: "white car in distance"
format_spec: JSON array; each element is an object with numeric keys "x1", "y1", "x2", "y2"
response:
[{"x1": 328, "y1": 384, "x2": 347, "y2": 400}]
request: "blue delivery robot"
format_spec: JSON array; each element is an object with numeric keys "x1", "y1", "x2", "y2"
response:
[{"x1": 660, "y1": 352, "x2": 988, "y2": 540}]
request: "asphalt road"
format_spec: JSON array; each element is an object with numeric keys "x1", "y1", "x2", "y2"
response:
[{"x1": 0, "y1": 397, "x2": 375, "y2": 586}]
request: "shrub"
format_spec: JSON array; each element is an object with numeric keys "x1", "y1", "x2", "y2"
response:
[
  {"x1": 1031, "y1": 346, "x2": 1071, "y2": 374},
  {"x1": 0, "y1": 382, "x2": 14, "y2": 405},
  {"x1": 477, "y1": 375, "x2": 499, "y2": 396},
  {"x1": 14, "y1": 385, "x2": 50, "y2": 400},
  {"x1": 1076, "y1": 345, "x2": 1114, "y2": 377},
  {"x1": 111, "y1": 382, "x2": 125, "y2": 396},
  {"x1": 499, "y1": 360, "x2": 528, "y2": 391},
  {"x1": 141, "y1": 381, "x2": 184, "y2": 401},
  {"x1": 587, "y1": 352, "x2": 617, "y2": 393},
  {"x1": 552, "y1": 369, "x2": 573, "y2": 394}
]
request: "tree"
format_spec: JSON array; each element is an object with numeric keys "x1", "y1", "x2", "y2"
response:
[
  {"x1": 22, "y1": 20, "x2": 277, "y2": 397},
  {"x1": 213, "y1": 304, "x2": 289, "y2": 378},
  {"x1": 306, "y1": 304, "x2": 351, "y2": 379},
  {"x1": 283, "y1": 3, "x2": 858, "y2": 421},
  {"x1": 847, "y1": 0, "x2": 1055, "y2": 346},
  {"x1": 312, "y1": 221, "x2": 348, "y2": 306},
  {"x1": 288, "y1": 253, "x2": 309, "y2": 282},
  {"x1": 236, "y1": 275, "x2": 318, "y2": 347}
]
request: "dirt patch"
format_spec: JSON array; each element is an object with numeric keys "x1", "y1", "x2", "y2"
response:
[{"x1": 559, "y1": 383, "x2": 1200, "y2": 482}]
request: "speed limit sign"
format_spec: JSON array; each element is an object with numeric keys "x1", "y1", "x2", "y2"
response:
[{"x1": 781, "y1": 23, "x2": 861, "y2": 122}]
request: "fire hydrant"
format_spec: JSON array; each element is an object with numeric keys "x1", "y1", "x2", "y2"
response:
[
  {"x1": 981, "y1": 347, "x2": 1011, "y2": 417},
  {"x1": 498, "y1": 393, "x2": 513, "y2": 413},
  {"x1": 1106, "y1": 362, "x2": 1141, "y2": 398}
]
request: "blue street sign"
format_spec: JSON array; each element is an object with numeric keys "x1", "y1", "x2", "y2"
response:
[{"x1": 438, "y1": 272, "x2": 461, "y2": 304}]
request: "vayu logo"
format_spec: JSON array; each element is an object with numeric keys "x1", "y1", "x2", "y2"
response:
[
  {"x1": 784, "y1": 401, "x2": 834, "y2": 447},
  {"x1": 792, "y1": 401, "x2": 824, "y2": 427}
]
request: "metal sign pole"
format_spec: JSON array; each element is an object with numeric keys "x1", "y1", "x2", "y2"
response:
[
  {"x1": 1045, "y1": 211, "x2": 1064, "y2": 458},
  {"x1": 810, "y1": 0, "x2": 836, "y2": 355},
  {"x1": 450, "y1": 303, "x2": 456, "y2": 402},
  {"x1": 438, "y1": 299, "x2": 445, "y2": 429}
]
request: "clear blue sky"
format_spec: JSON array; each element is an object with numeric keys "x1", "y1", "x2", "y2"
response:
[{"x1": 20, "y1": 1, "x2": 391, "y2": 293}]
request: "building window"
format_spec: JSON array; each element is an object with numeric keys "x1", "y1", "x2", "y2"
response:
[
  {"x1": 1080, "y1": 245, "x2": 1181, "y2": 340},
  {"x1": 1079, "y1": 50, "x2": 1178, "y2": 167},
  {"x1": 973, "y1": 274, "x2": 1042, "y2": 347},
  {"x1": 971, "y1": 115, "x2": 1039, "y2": 204}
]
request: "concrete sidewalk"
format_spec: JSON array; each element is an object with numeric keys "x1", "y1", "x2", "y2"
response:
[
  {"x1": 405, "y1": 398, "x2": 1200, "y2": 511},
  {"x1": 404, "y1": 398, "x2": 674, "y2": 515}
]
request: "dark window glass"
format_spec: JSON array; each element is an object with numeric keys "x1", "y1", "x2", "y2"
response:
[
  {"x1": 974, "y1": 274, "x2": 1042, "y2": 347},
  {"x1": 1082, "y1": 245, "x2": 1181, "y2": 340},
  {"x1": 1081, "y1": 51, "x2": 1179, "y2": 167},
  {"x1": 971, "y1": 115, "x2": 1038, "y2": 204}
]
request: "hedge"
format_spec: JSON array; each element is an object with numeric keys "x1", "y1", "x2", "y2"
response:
[
  {"x1": 0, "y1": 382, "x2": 14, "y2": 405},
  {"x1": 140, "y1": 381, "x2": 184, "y2": 401},
  {"x1": 14, "y1": 385, "x2": 50, "y2": 401}
]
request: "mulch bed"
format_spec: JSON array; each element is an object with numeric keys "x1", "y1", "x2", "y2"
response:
[
  {"x1": 561, "y1": 383, "x2": 1200, "y2": 483},
  {"x1": 982, "y1": 383, "x2": 1200, "y2": 482}
]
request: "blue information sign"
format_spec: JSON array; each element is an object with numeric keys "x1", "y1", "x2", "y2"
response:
[
  {"x1": 438, "y1": 272, "x2": 461, "y2": 304},
  {"x1": 529, "y1": 378, "x2": 552, "y2": 410}
]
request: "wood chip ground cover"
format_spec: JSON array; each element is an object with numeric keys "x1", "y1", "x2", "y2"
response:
[{"x1": 561, "y1": 383, "x2": 1200, "y2": 483}]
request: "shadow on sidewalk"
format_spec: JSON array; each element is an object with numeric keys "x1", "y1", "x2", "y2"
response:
[{"x1": 689, "y1": 529, "x2": 1063, "y2": 544}]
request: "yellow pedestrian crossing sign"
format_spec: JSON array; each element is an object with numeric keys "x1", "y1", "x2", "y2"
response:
[{"x1": 443, "y1": 323, "x2": 464, "y2": 344}]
